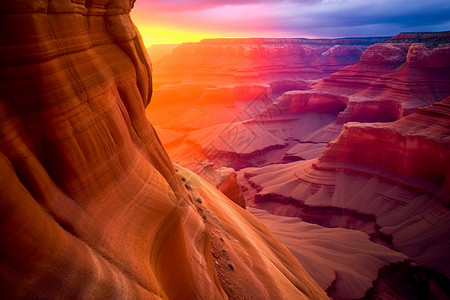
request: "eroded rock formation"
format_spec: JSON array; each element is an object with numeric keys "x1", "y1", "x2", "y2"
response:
[
  {"x1": 318, "y1": 98, "x2": 450, "y2": 194},
  {"x1": 241, "y1": 32, "x2": 450, "y2": 170},
  {"x1": 0, "y1": 1, "x2": 327, "y2": 299}
]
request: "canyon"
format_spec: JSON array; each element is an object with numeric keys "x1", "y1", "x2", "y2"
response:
[
  {"x1": 148, "y1": 32, "x2": 450, "y2": 299},
  {"x1": 0, "y1": 1, "x2": 327, "y2": 299},
  {"x1": 1, "y1": 0, "x2": 449, "y2": 299}
]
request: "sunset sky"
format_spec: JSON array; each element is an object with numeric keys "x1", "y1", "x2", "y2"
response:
[{"x1": 131, "y1": 0, "x2": 450, "y2": 47}]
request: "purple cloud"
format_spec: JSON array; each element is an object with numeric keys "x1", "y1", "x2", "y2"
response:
[{"x1": 134, "y1": 0, "x2": 450, "y2": 37}]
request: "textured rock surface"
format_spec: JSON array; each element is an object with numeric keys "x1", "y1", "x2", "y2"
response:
[
  {"x1": 154, "y1": 38, "x2": 387, "y2": 85},
  {"x1": 258, "y1": 91, "x2": 349, "y2": 117},
  {"x1": 318, "y1": 97, "x2": 450, "y2": 195},
  {"x1": 0, "y1": 1, "x2": 328, "y2": 299},
  {"x1": 389, "y1": 31, "x2": 450, "y2": 47},
  {"x1": 257, "y1": 32, "x2": 450, "y2": 129},
  {"x1": 236, "y1": 32, "x2": 450, "y2": 174}
]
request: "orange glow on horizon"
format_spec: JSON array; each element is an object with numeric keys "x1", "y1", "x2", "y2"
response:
[
  {"x1": 134, "y1": 23, "x2": 317, "y2": 47},
  {"x1": 136, "y1": 24, "x2": 232, "y2": 47},
  {"x1": 131, "y1": 9, "x2": 314, "y2": 47},
  {"x1": 131, "y1": 4, "x2": 246, "y2": 46}
]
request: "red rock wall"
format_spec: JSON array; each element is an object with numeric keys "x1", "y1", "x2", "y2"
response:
[
  {"x1": 314, "y1": 37, "x2": 450, "y2": 124},
  {"x1": 318, "y1": 97, "x2": 450, "y2": 199}
]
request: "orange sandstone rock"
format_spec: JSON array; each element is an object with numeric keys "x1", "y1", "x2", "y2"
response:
[{"x1": 0, "y1": 1, "x2": 327, "y2": 299}]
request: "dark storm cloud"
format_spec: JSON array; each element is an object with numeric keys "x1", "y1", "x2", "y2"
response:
[{"x1": 286, "y1": 0, "x2": 450, "y2": 28}]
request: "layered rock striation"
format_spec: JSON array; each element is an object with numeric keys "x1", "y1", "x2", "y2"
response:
[
  {"x1": 148, "y1": 37, "x2": 387, "y2": 129},
  {"x1": 0, "y1": 1, "x2": 327, "y2": 299},
  {"x1": 238, "y1": 32, "x2": 450, "y2": 170},
  {"x1": 317, "y1": 97, "x2": 450, "y2": 197}
]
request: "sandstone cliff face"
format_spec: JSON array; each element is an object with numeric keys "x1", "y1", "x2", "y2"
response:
[
  {"x1": 151, "y1": 33, "x2": 449, "y2": 177},
  {"x1": 389, "y1": 31, "x2": 450, "y2": 47},
  {"x1": 161, "y1": 38, "x2": 383, "y2": 83},
  {"x1": 225, "y1": 33, "x2": 450, "y2": 299},
  {"x1": 0, "y1": 1, "x2": 327, "y2": 299}
]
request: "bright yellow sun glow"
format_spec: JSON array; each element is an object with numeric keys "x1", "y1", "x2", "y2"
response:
[{"x1": 137, "y1": 25, "x2": 225, "y2": 47}]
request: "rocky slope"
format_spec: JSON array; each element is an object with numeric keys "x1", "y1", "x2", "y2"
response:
[
  {"x1": 0, "y1": 1, "x2": 327, "y2": 299},
  {"x1": 175, "y1": 161, "x2": 245, "y2": 208},
  {"x1": 249, "y1": 207, "x2": 407, "y2": 299}
]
